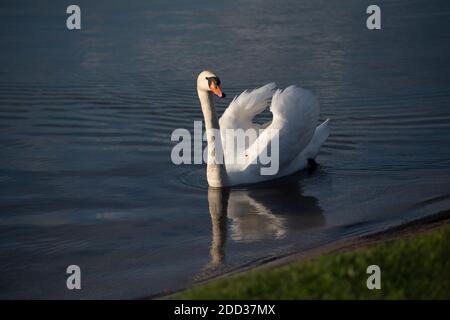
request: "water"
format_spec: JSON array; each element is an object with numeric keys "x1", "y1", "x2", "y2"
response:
[{"x1": 1, "y1": 0, "x2": 450, "y2": 299}]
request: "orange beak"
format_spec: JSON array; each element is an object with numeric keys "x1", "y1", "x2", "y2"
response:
[{"x1": 210, "y1": 84, "x2": 226, "y2": 98}]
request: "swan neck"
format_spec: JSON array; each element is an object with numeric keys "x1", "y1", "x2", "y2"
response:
[
  {"x1": 198, "y1": 89, "x2": 228, "y2": 187},
  {"x1": 198, "y1": 90, "x2": 219, "y2": 131}
]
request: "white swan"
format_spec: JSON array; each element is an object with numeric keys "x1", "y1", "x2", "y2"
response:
[{"x1": 197, "y1": 70, "x2": 330, "y2": 187}]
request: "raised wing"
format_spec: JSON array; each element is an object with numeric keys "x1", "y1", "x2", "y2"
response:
[
  {"x1": 219, "y1": 82, "x2": 277, "y2": 132},
  {"x1": 246, "y1": 85, "x2": 320, "y2": 170}
]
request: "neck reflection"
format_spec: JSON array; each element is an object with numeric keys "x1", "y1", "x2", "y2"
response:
[{"x1": 207, "y1": 180, "x2": 325, "y2": 269}]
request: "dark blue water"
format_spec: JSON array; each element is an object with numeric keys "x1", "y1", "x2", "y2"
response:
[{"x1": 1, "y1": 0, "x2": 450, "y2": 299}]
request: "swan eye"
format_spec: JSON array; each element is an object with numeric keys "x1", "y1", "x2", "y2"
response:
[{"x1": 206, "y1": 76, "x2": 221, "y2": 88}]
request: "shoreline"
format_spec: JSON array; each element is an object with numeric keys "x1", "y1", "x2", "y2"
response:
[{"x1": 154, "y1": 209, "x2": 450, "y2": 300}]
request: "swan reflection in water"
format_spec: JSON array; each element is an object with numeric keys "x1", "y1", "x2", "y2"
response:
[{"x1": 207, "y1": 179, "x2": 325, "y2": 268}]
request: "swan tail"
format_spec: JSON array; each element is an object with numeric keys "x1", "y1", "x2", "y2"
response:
[
  {"x1": 305, "y1": 118, "x2": 330, "y2": 159},
  {"x1": 277, "y1": 118, "x2": 330, "y2": 177}
]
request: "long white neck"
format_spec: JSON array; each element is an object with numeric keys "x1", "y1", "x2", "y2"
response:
[{"x1": 197, "y1": 89, "x2": 228, "y2": 187}]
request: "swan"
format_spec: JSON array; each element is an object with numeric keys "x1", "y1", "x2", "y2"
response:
[{"x1": 197, "y1": 70, "x2": 330, "y2": 187}]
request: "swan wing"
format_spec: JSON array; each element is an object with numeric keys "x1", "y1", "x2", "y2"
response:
[
  {"x1": 219, "y1": 82, "x2": 277, "y2": 132},
  {"x1": 246, "y1": 85, "x2": 320, "y2": 170}
]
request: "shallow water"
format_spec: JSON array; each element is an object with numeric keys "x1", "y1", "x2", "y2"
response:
[{"x1": 1, "y1": 0, "x2": 450, "y2": 299}]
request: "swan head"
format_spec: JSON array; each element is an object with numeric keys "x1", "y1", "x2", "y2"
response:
[{"x1": 197, "y1": 70, "x2": 226, "y2": 98}]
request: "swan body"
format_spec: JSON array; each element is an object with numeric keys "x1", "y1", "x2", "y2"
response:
[{"x1": 197, "y1": 70, "x2": 330, "y2": 187}]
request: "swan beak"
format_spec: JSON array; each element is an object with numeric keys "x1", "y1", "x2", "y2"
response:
[{"x1": 211, "y1": 85, "x2": 226, "y2": 98}]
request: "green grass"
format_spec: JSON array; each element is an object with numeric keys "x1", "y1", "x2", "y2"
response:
[{"x1": 178, "y1": 223, "x2": 450, "y2": 299}]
